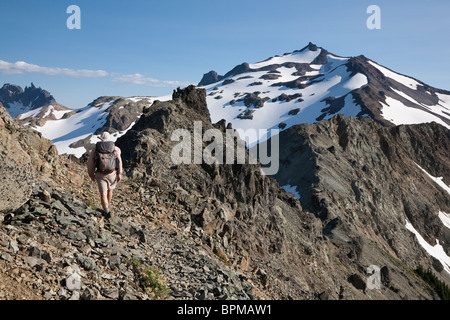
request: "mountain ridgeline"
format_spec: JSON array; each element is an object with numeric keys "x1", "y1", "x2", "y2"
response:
[{"x1": 115, "y1": 85, "x2": 450, "y2": 299}]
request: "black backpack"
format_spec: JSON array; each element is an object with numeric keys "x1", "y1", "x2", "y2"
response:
[{"x1": 95, "y1": 141, "x2": 118, "y2": 174}]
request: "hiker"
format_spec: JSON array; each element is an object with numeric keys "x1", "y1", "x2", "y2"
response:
[{"x1": 87, "y1": 132, "x2": 123, "y2": 218}]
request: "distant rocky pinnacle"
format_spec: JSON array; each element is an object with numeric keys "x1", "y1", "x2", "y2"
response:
[
  {"x1": 0, "y1": 83, "x2": 53, "y2": 108},
  {"x1": 198, "y1": 71, "x2": 224, "y2": 87},
  {"x1": 0, "y1": 83, "x2": 70, "y2": 120}
]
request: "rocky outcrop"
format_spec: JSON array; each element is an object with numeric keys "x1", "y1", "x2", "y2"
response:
[
  {"x1": 88, "y1": 96, "x2": 150, "y2": 135},
  {"x1": 198, "y1": 71, "x2": 225, "y2": 86},
  {"x1": 0, "y1": 102, "x2": 59, "y2": 213},
  {"x1": 0, "y1": 84, "x2": 23, "y2": 103},
  {"x1": 0, "y1": 104, "x2": 34, "y2": 213}
]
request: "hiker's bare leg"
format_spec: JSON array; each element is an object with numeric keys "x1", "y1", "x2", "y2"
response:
[
  {"x1": 107, "y1": 190, "x2": 113, "y2": 204},
  {"x1": 100, "y1": 192, "x2": 109, "y2": 211}
]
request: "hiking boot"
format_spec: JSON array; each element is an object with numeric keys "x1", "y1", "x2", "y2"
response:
[
  {"x1": 95, "y1": 208, "x2": 104, "y2": 217},
  {"x1": 96, "y1": 207, "x2": 111, "y2": 219},
  {"x1": 104, "y1": 209, "x2": 111, "y2": 219}
]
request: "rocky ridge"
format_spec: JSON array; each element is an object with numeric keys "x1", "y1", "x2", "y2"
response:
[
  {"x1": 0, "y1": 87, "x2": 447, "y2": 300},
  {"x1": 265, "y1": 114, "x2": 450, "y2": 288},
  {"x1": 0, "y1": 97, "x2": 268, "y2": 300}
]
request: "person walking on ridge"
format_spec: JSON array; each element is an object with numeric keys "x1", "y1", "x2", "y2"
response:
[{"x1": 87, "y1": 132, "x2": 123, "y2": 218}]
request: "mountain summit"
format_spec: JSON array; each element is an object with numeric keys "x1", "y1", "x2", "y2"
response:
[{"x1": 199, "y1": 43, "x2": 450, "y2": 145}]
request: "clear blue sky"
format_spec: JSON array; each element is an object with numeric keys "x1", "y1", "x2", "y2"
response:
[{"x1": 1, "y1": 0, "x2": 449, "y2": 108}]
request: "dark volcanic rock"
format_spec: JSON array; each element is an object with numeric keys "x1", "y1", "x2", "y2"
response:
[
  {"x1": 223, "y1": 63, "x2": 252, "y2": 79},
  {"x1": 259, "y1": 74, "x2": 281, "y2": 81},
  {"x1": 199, "y1": 71, "x2": 225, "y2": 86},
  {"x1": 172, "y1": 85, "x2": 210, "y2": 120},
  {"x1": 95, "y1": 97, "x2": 148, "y2": 134},
  {"x1": 311, "y1": 49, "x2": 329, "y2": 65},
  {"x1": 348, "y1": 274, "x2": 366, "y2": 292},
  {"x1": 237, "y1": 109, "x2": 255, "y2": 120},
  {"x1": 266, "y1": 114, "x2": 450, "y2": 289},
  {"x1": 0, "y1": 83, "x2": 55, "y2": 110},
  {"x1": 242, "y1": 93, "x2": 270, "y2": 109},
  {"x1": 276, "y1": 93, "x2": 303, "y2": 103},
  {"x1": 222, "y1": 79, "x2": 235, "y2": 86}
]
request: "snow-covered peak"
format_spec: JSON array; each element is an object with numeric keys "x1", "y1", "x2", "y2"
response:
[
  {"x1": 199, "y1": 44, "x2": 450, "y2": 147},
  {"x1": 249, "y1": 47, "x2": 322, "y2": 69},
  {"x1": 368, "y1": 60, "x2": 421, "y2": 90},
  {"x1": 199, "y1": 45, "x2": 370, "y2": 146}
]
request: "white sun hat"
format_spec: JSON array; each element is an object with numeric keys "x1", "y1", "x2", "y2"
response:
[{"x1": 99, "y1": 132, "x2": 112, "y2": 142}]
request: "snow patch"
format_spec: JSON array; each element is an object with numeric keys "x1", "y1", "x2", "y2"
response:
[
  {"x1": 18, "y1": 106, "x2": 43, "y2": 119},
  {"x1": 416, "y1": 163, "x2": 450, "y2": 196},
  {"x1": 16, "y1": 104, "x2": 72, "y2": 120},
  {"x1": 127, "y1": 97, "x2": 144, "y2": 103},
  {"x1": 322, "y1": 94, "x2": 362, "y2": 120},
  {"x1": 42, "y1": 105, "x2": 54, "y2": 118},
  {"x1": 327, "y1": 54, "x2": 348, "y2": 61},
  {"x1": 249, "y1": 49, "x2": 322, "y2": 69},
  {"x1": 416, "y1": 163, "x2": 450, "y2": 232},
  {"x1": 52, "y1": 109, "x2": 72, "y2": 120},
  {"x1": 380, "y1": 96, "x2": 450, "y2": 130},
  {"x1": 436, "y1": 93, "x2": 450, "y2": 108},
  {"x1": 276, "y1": 66, "x2": 304, "y2": 82},
  {"x1": 368, "y1": 61, "x2": 421, "y2": 90},
  {"x1": 405, "y1": 219, "x2": 450, "y2": 274},
  {"x1": 439, "y1": 212, "x2": 450, "y2": 230},
  {"x1": 33, "y1": 101, "x2": 114, "y2": 155},
  {"x1": 342, "y1": 73, "x2": 367, "y2": 90}
]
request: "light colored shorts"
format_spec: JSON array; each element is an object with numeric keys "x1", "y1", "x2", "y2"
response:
[{"x1": 96, "y1": 171, "x2": 117, "y2": 193}]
